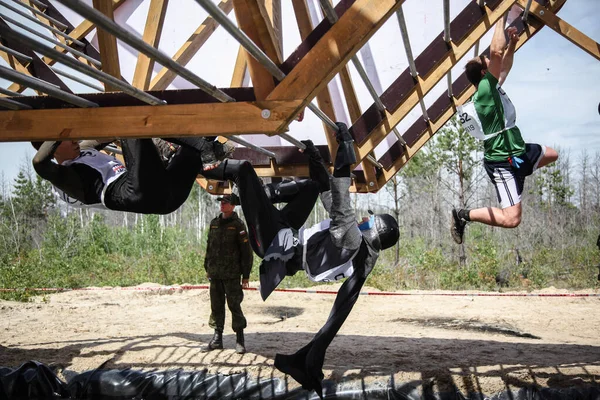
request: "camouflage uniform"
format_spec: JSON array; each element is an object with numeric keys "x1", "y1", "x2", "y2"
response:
[{"x1": 204, "y1": 211, "x2": 253, "y2": 333}]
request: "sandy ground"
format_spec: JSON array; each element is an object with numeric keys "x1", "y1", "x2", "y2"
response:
[{"x1": 1, "y1": 283, "x2": 599, "y2": 397}]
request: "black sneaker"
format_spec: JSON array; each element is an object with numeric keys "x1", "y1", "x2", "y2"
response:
[{"x1": 451, "y1": 208, "x2": 467, "y2": 244}]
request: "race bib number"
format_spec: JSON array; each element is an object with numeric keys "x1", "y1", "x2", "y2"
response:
[{"x1": 457, "y1": 102, "x2": 485, "y2": 140}]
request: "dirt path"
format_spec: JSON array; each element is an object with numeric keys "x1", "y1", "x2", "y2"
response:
[{"x1": 1, "y1": 283, "x2": 599, "y2": 396}]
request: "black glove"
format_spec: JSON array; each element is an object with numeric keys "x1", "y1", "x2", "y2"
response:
[{"x1": 335, "y1": 122, "x2": 353, "y2": 143}]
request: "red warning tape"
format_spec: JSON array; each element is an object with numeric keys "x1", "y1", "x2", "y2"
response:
[{"x1": 0, "y1": 285, "x2": 598, "y2": 297}]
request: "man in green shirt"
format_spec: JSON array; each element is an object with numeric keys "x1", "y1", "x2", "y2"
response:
[
  {"x1": 451, "y1": 17, "x2": 558, "y2": 244},
  {"x1": 204, "y1": 194, "x2": 253, "y2": 353}
]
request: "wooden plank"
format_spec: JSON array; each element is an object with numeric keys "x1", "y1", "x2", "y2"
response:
[
  {"x1": 150, "y1": 0, "x2": 234, "y2": 90},
  {"x1": 353, "y1": 0, "x2": 517, "y2": 161},
  {"x1": 233, "y1": 0, "x2": 281, "y2": 100},
  {"x1": 267, "y1": 0, "x2": 405, "y2": 128},
  {"x1": 518, "y1": 0, "x2": 600, "y2": 61},
  {"x1": 230, "y1": 46, "x2": 248, "y2": 87},
  {"x1": 92, "y1": 0, "x2": 121, "y2": 91},
  {"x1": 0, "y1": 100, "x2": 302, "y2": 141},
  {"x1": 259, "y1": 0, "x2": 283, "y2": 60},
  {"x1": 132, "y1": 0, "x2": 169, "y2": 90}
]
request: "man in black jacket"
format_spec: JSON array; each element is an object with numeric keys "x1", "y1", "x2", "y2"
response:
[
  {"x1": 202, "y1": 123, "x2": 399, "y2": 397},
  {"x1": 32, "y1": 137, "x2": 228, "y2": 214}
]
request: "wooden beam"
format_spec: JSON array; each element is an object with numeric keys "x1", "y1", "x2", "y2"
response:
[
  {"x1": 258, "y1": 0, "x2": 283, "y2": 60},
  {"x1": 230, "y1": 46, "x2": 248, "y2": 87},
  {"x1": 132, "y1": 0, "x2": 169, "y2": 90},
  {"x1": 354, "y1": 0, "x2": 517, "y2": 161},
  {"x1": 233, "y1": 0, "x2": 282, "y2": 100},
  {"x1": 0, "y1": 100, "x2": 302, "y2": 141},
  {"x1": 92, "y1": 0, "x2": 121, "y2": 91},
  {"x1": 149, "y1": 0, "x2": 234, "y2": 90},
  {"x1": 267, "y1": 0, "x2": 405, "y2": 125},
  {"x1": 518, "y1": 0, "x2": 600, "y2": 61}
]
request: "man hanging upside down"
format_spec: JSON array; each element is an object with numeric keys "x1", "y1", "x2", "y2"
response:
[
  {"x1": 202, "y1": 122, "x2": 399, "y2": 398},
  {"x1": 32, "y1": 136, "x2": 232, "y2": 214}
]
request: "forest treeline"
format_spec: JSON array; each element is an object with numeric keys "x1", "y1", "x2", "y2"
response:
[{"x1": 1, "y1": 119, "x2": 599, "y2": 300}]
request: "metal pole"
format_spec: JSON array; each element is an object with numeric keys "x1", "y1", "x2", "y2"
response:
[
  {"x1": 306, "y1": 102, "x2": 338, "y2": 131},
  {"x1": 366, "y1": 154, "x2": 383, "y2": 169},
  {"x1": 0, "y1": 86, "x2": 23, "y2": 96},
  {"x1": 443, "y1": 0, "x2": 450, "y2": 43},
  {"x1": 0, "y1": 95, "x2": 32, "y2": 109},
  {"x1": 0, "y1": 25, "x2": 166, "y2": 105},
  {"x1": 27, "y1": 0, "x2": 48, "y2": 10},
  {"x1": 474, "y1": 0, "x2": 485, "y2": 56},
  {"x1": 395, "y1": 7, "x2": 418, "y2": 78},
  {"x1": 104, "y1": 144, "x2": 122, "y2": 155},
  {"x1": 55, "y1": 0, "x2": 235, "y2": 103},
  {"x1": 443, "y1": 0, "x2": 453, "y2": 98},
  {"x1": 197, "y1": 0, "x2": 383, "y2": 166},
  {"x1": 317, "y1": 0, "x2": 338, "y2": 23},
  {"x1": 196, "y1": 0, "x2": 340, "y2": 134},
  {"x1": 522, "y1": 0, "x2": 533, "y2": 23},
  {"x1": 1, "y1": 0, "x2": 85, "y2": 46},
  {"x1": 50, "y1": 66, "x2": 104, "y2": 92},
  {"x1": 0, "y1": 14, "x2": 102, "y2": 67},
  {"x1": 228, "y1": 135, "x2": 277, "y2": 159},
  {"x1": 279, "y1": 132, "x2": 306, "y2": 150},
  {"x1": 395, "y1": 6, "x2": 429, "y2": 120},
  {"x1": 0, "y1": 43, "x2": 33, "y2": 63},
  {"x1": 319, "y1": 0, "x2": 406, "y2": 146},
  {"x1": 0, "y1": 64, "x2": 98, "y2": 107},
  {"x1": 6, "y1": 0, "x2": 68, "y2": 30},
  {"x1": 194, "y1": 0, "x2": 286, "y2": 81}
]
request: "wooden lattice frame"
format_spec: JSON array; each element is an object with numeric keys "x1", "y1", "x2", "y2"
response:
[{"x1": 0, "y1": 0, "x2": 598, "y2": 193}]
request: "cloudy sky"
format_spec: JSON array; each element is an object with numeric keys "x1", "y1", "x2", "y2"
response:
[{"x1": 0, "y1": 0, "x2": 598, "y2": 188}]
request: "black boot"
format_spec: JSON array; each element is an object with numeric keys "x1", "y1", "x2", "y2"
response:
[
  {"x1": 333, "y1": 122, "x2": 356, "y2": 174},
  {"x1": 264, "y1": 180, "x2": 299, "y2": 204},
  {"x1": 301, "y1": 140, "x2": 330, "y2": 193},
  {"x1": 168, "y1": 137, "x2": 219, "y2": 171},
  {"x1": 207, "y1": 329, "x2": 223, "y2": 350},
  {"x1": 235, "y1": 330, "x2": 246, "y2": 354}
]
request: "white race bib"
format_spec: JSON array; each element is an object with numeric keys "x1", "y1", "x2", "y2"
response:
[{"x1": 457, "y1": 102, "x2": 486, "y2": 140}]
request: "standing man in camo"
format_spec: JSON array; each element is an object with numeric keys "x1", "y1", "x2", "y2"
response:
[
  {"x1": 204, "y1": 193, "x2": 253, "y2": 354},
  {"x1": 451, "y1": 16, "x2": 558, "y2": 244}
]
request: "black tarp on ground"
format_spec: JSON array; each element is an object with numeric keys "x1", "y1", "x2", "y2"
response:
[{"x1": 1, "y1": 361, "x2": 599, "y2": 400}]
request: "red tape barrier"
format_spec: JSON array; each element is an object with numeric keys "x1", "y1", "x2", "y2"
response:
[{"x1": 0, "y1": 285, "x2": 598, "y2": 297}]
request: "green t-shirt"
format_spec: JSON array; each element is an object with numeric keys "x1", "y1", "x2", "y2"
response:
[{"x1": 474, "y1": 72, "x2": 525, "y2": 162}]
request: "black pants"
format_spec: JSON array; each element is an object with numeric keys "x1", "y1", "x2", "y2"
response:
[
  {"x1": 274, "y1": 262, "x2": 367, "y2": 397},
  {"x1": 104, "y1": 139, "x2": 202, "y2": 214},
  {"x1": 203, "y1": 160, "x2": 320, "y2": 258}
]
